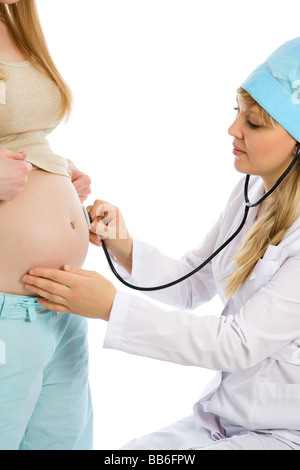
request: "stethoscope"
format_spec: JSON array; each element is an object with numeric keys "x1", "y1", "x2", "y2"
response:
[{"x1": 84, "y1": 143, "x2": 300, "y2": 292}]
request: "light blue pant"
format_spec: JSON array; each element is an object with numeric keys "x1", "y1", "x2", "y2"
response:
[{"x1": 0, "y1": 293, "x2": 93, "y2": 450}]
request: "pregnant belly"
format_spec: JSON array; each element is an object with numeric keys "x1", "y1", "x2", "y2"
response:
[{"x1": 0, "y1": 169, "x2": 90, "y2": 296}]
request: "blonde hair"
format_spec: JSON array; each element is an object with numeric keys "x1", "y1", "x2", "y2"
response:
[
  {"x1": 0, "y1": 0, "x2": 72, "y2": 120},
  {"x1": 225, "y1": 87, "x2": 300, "y2": 298}
]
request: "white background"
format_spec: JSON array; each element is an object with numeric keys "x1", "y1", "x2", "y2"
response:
[{"x1": 36, "y1": 0, "x2": 300, "y2": 449}]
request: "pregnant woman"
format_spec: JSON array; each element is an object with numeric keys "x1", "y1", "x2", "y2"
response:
[{"x1": 0, "y1": 0, "x2": 93, "y2": 450}]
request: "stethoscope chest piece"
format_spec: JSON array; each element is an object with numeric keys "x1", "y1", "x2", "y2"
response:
[{"x1": 82, "y1": 205, "x2": 92, "y2": 229}]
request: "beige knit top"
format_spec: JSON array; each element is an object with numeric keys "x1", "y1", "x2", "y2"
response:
[{"x1": 0, "y1": 59, "x2": 70, "y2": 177}]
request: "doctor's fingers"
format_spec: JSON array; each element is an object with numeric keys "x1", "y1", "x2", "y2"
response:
[
  {"x1": 88, "y1": 200, "x2": 117, "y2": 224},
  {"x1": 23, "y1": 281, "x2": 72, "y2": 312},
  {"x1": 22, "y1": 274, "x2": 71, "y2": 300},
  {"x1": 37, "y1": 298, "x2": 72, "y2": 314},
  {"x1": 92, "y1": 221, "x2": 118, "y2": 240},
  {"x1": 89, "y1": 230, "x2": 102, "y2": 247}
]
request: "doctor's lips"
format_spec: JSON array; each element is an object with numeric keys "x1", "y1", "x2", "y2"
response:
[{"x1": 233, "y1": 144, "x2": 246, "y2": 156}]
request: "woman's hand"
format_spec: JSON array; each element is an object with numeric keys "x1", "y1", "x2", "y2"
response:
[
  {"x1": 67, "y1": 159, "x2": 92, "y2": 203},
  {"x1": 87, "y1": 199, "x2": 133, "y2": 274},
  {"x1": 0, "y1": 148, "x2": 32, "y2": 201},
  {"x1": 22, "y1": 265, "x2": 117, "y2": 321}
]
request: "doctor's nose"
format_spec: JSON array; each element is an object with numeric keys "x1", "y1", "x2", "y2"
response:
[{"x1": 228, "y1": 119, "x2": 244, "y2": 140}]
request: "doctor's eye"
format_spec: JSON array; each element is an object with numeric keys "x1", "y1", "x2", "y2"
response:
[
  {"x1": 247, "y1": 120, "x2": 260, "y2": 130},
  {"x1": 233, "y1": 107, "x2": 240, "y2": 114}
]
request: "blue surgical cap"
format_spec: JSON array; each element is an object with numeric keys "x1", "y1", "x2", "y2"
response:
[{"x1": 241, "y1": 36, "x2": 300, "y2": 143}]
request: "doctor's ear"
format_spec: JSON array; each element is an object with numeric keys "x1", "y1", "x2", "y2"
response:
[{"x1": 292, "y1": 143, "x2": 299, "y2": 156}]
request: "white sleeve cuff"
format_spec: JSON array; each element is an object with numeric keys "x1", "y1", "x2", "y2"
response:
[{"x1": 103, "y1": 290, "x2": 132, "y2": 350}]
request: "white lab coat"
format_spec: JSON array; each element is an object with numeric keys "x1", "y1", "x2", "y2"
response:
[{"x1": 104, "y1": 176, "x2": 300, "y2": 447}]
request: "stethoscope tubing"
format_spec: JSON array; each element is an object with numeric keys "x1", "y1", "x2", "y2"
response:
[{"x1": 95, "y1": 143, "x2": 300, "y2": 292}]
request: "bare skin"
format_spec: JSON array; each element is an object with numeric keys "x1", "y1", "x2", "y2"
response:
[
  {"x1": 229, "y1": 97, "x2": 298, "y2": 191},
  {"x1": 0, "y1": 169, "x2": 90, "y2": 295},
  {"x1": 0, "y1": 7, "x2": 91, "y2": 295},
  {"x1": 21, "y1": 98, "x2": 299, "y2": 319}
]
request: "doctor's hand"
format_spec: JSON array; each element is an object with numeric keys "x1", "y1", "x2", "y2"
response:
[
  {"x1": 22, "y1": 266, "x2": 117, "y2": 321},
  {"x1": 87, "y1": 199, "x2": 133, "y2": 274}
]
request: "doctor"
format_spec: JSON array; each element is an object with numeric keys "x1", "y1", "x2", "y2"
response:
[{"x1": 22, "y1": 37, "x2": 300, "y2": 450}]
